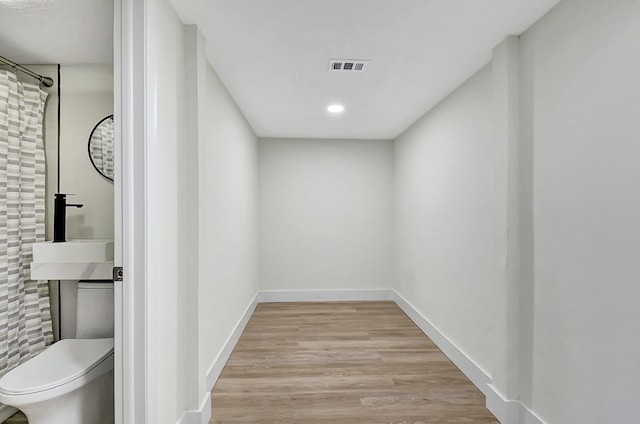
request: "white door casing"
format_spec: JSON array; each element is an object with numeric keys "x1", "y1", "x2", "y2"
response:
[{"x1": 114, "y1": 0, "x2": 148, "y2": 422}]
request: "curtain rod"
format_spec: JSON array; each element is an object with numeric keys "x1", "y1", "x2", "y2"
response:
[{"x1": 0, "y1": 55, "x2": 54, "y2": 88}]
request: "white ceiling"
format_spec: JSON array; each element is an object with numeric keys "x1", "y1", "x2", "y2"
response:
[
  {"x1": 0, "y1": 0, "x2": 113, "y2": 65},
  {"x1": 172, "y1": 0, "x2": 561, "y2": 139},
  {"x1": 1, "y1": 0, "x2": 561, "y2": 140}
]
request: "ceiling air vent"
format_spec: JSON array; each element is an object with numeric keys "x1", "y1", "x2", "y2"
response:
[{"x1": 329, "y1": 59, "x2": 369, "y2": 72}]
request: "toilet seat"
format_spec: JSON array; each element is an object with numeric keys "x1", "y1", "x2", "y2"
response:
[{"x1": 0, "y1": 338, "x2": 113, "y2": 397}]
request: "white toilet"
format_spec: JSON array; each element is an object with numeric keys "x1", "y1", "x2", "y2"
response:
[{"x1": 0, "y1": 282, "x2": 114, "y2": 424}]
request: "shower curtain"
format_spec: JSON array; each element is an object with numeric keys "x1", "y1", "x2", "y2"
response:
[{"x1": 0, "y1": 70, "x2": 54, "y2": 378}]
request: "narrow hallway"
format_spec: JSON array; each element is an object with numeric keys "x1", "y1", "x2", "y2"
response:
[{"x1": 211, "y1": 302, "x2": 496, "y2": 423}]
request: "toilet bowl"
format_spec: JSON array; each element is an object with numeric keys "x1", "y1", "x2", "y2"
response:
[
  {"x1": 0, "y1": 338, "x2": 114, "y2": 424},
  {"x1": 0, "y1": 282, "x2": 115, "y2": 424}
]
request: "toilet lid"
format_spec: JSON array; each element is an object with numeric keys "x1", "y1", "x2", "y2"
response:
[{"x1": 0, "y1": 338, "x2": 114, "y2": 395}]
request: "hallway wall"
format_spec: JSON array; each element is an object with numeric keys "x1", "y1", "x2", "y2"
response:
[
  {"x1": 145, "y1": 0, "x2": 187, "y2": 421},
  {"x1": 258, "y1": 138, "x2": 393, "y2": 292},
  {"x1": 393, "y1": 0, "x2": 640, "y2": 423},
  {"x1": 521, "y1": 0, "x2": 640, "y2": 422},
  {"x1": 393, "y1": 64, "x2": 498, "y2": 377},
  {"x1": 198, "y1": 59, "x2": 259, "y2": 387},
  {"x1": 144, "y1": 3, "x2": 260, "y2": 421}
]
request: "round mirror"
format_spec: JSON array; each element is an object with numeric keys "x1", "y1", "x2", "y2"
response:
[{"x1": 88, "y1": 115, "x2": 114, "y2": 181}]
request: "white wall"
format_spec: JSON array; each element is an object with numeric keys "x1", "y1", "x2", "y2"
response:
[
  {"x1": 61, "y1": 65, "x2": 114, "y2": 240},
  {"x1": 177, "y1": 25, "x2": 203, "y2": 419},
  {"x1": 198, "y1": 60, "x2": 259, "y2": 382},
  {"x1": 142, "y1": 2, "x2": 260, "y2": 422},
  {"x1": 520, "y1": 0, "x2": 640, "y2": 422},
  {"x1": 58, "y1": 65, "x2": 114, "y2": 340},
  {"x1": 393, "y1": 65, "x2": 497, "y2": 376},
  {"x1": 259, "y1": 138, "x2": 394, "y2": 292},
  {"x1": 394, "y1": 1, "x2": 640, "y2": 422},
  {"x1": 146, "y1": 0, "x2": 185, "y2": 421}
]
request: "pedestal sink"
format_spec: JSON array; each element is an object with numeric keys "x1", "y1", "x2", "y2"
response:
[{"x1": 31, "y1": 239, "x2": 114, "y2": 280}]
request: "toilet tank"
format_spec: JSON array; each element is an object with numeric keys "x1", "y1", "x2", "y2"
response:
[{"x1": 75, "y1": 281, "x2": 114, "y2": 339}]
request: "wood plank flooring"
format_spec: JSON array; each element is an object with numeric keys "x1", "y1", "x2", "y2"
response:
[
  {"x1": 3, "y1": 412, "x2": 27, "y2": 424},
  {"x1": 210, "y1": 301, "x2": 498, "y2": 424}
]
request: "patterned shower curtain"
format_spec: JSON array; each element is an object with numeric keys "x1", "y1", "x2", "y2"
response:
[{"x1": 0, "y1": 70, "x2": 54, "y2": 378}]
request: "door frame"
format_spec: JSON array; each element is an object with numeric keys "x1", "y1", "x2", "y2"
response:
[{"x1": 114, "y1": 0, "x2": 148, "y2": 422}]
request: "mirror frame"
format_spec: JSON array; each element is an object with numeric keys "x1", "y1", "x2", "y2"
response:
[{"x1": 87, "y1": 114, "x2": 115, "y2": 182}]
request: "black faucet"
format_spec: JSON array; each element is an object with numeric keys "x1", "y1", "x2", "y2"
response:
[{"x1": 53, "y1": 193, "x2": 84, "y2": 243}]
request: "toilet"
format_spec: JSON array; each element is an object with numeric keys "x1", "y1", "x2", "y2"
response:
[{"x1": 0, "y1": 282, "x2": 114, "y2": 424}]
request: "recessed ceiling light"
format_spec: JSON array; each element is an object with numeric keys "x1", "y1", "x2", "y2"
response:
[{"x1": 327, "y1": 104, "x2": 344, "y2": 113}]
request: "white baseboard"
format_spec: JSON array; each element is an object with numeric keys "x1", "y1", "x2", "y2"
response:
[
  {"x1": 177, "y1": 293, "x2": 259, "y2": 424},
  {"x1": 393, "y1": 290, "x2": 549, "y2": 424},
  {"x1": 0, "y1": 404, "x2": 18, "y2": 422},
  {"x1": 206, "y1": 292, "x2": 260, "y2": 392},
  {"x1": 520, "y1": 399, "x2": 547, "y2": 424},
  {"x1": 199, "y1": 393, "x2": 212, "y2": 424},
  {"x1": 521, "y1": 408, "x2": 545, "y2": 424},
  {"x1": 484, "y1": 381, "x2": 546, "y2": 424},
  {"x1": 257, "y1": 289, "x2": 394, "y2": 303},
  {"x1": 394, "y1": 292, "x2": 549, "y2": 424},
  {"x1": 188, "y1": 288, "x2": 547, "y2": 424},
  {"x1": 486, "y1": 384, "x2": 521, "y2": 423},
  {"x1": 176, "y1": 393, "x2": 211, "y2": 424},
  {"x1": 393, "y1": 290, "x2": 492, "y2": 396}
]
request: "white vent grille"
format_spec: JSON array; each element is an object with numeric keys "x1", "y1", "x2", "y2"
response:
[{"x1": 329, "y1": 59, "x2": 369, "y2": 72}]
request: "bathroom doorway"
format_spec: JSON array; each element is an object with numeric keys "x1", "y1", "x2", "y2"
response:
[{"x1": 0, "y1": 1, "x2": 119, "y2": 422}]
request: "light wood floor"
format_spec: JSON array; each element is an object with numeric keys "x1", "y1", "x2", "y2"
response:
[
  {"x1": 3, "y1": 412, "x2": 27, "y2": 424},
  {"x1": 210, "y1": 301, "x2": 498, "y2": 424}
]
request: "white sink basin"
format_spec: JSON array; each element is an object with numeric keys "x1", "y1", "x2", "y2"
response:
[
  {"x1": 31, "y1": 239, "x2": 114, "y2": 280},
  {"x1": 33, "y1": 239, "x2": 114, "y2": 262}
]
